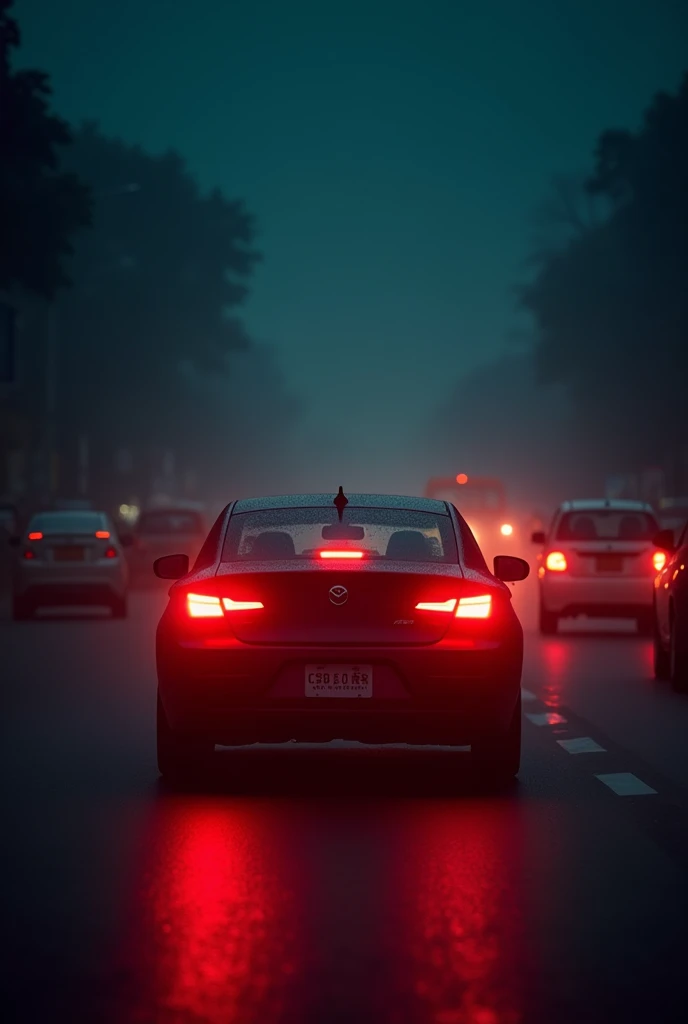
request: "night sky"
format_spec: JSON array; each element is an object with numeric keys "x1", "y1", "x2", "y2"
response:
[{"x1": 17, "y1": 0, "x2": 688, "y2": 493}]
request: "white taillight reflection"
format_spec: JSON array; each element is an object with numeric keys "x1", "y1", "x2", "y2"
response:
[
  {"x1": 222, "y1": 598, "x2": 264, "y2": 611},
  {"x1": 187, "y1": 593, "x2": 223, "y2": 618},
  {"x1": 415, "y1": 598, "x2": 458, "y2": 613},
  {"x1": 456, "y1": 595, "x2": 492, "y2": 618}
]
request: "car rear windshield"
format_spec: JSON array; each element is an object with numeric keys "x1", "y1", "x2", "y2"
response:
[
  {"x1": 556, "y1": 510, "x2": 659, "y2": 541},
  {"x1": 29, "y1": 512, "x2": 106, "y2": 534},
  {"x1": 138, "y1": 511, "x2": 204, "y2": 535},
  {"x1": 221, "y1": 507, "x2": 458, "y2": 562}
]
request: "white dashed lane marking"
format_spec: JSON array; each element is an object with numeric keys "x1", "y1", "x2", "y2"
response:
[
  {"x1": 557, "y1": 737, "x2": 606, "y2": 754},
  {"x1": 596, "y1": 772, "x2": 657, "y2": 796},
  {"x1": 521, "y1": 688, "x2": 537, "y2": 701},
  {"x1": 525, "y1": 712, "x2": 567, "y2": 726}
]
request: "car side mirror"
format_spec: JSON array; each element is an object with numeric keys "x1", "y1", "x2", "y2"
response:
[
  {"x1": 653, "y1": 529, "x2": 675, "y2": 552},
  {"x1": 531, "y1": 530, "x2": 546, "y2": 545},
  {"x1": 153, "y1": 553, "x2": 190, "y2": 579},
  {"x1": 494, "y1": 555, "x2": 530, "y2": 582}
]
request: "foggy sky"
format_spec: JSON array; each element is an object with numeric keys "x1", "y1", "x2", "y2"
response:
[{"x1": 18, "y1": 0, "x2": 688, "y2": 494}]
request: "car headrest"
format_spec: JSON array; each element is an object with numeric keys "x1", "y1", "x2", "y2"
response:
[
  {"x1": 570, "y1": 516, "x2": 597, "y2": 540},
  {"x1": 250, "y1": 531, "x2": 296, "y2": 559},
  {"x1": 386, "y1": 530, "x2": 430, "y2": 561}
]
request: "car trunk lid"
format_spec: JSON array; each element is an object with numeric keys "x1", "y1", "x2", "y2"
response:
[{"x1": 206, "y1": 568, "x2": 468, "y2": 645}]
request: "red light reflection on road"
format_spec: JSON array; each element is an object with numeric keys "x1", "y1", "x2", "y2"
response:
[
  {"x1": 396, "y1": 803, "x2": 529, "y2": 1024},
  {"x1": 115, "y1": 799, "x2": 301, "y2": 1024},
  {"x1": 540, "y1": 640, "x2": 571, "y2": 708}
]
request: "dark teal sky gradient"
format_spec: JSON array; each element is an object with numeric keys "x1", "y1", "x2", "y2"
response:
[{"x1": 17, "y1": 0, "x2": 688, "y2": 492}]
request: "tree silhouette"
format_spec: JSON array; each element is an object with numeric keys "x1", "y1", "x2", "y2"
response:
[
  {"x1": 0, "y1": 0, "x2": 90, "y2": 297},
  {"x1": 523, "y1": 72, "x2": 688, "y2": 491}
]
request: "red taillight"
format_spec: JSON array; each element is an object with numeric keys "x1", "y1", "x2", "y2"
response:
[
  {"x1": 104, "y1": 546, "x2": 117, "y2": 559},
  {"x1": 27, "y1": 531, "x2": 43, "y2": 541},
  {"x1": 23, "y1": 549, "x2": 35, "y2": 560},
  {"x1": 318, "y1": 550, "x2": 364, "y2": 559},
  {"x1": 653, "y1": 550, "x2": 667, "y2": 573},
  {"x1": 186, "y1": 593, "x2": 264, "y2": 617},
  {"x1": 415, "y1": 595, "x2": 492, "y2": 618},
  {"x1": 455, "y1": 594, "x2": 492, "y2": 618},
  {"x1": 545, "y1": 551, "x2": 567, "y2": 572},
  {"x1": 95, "y1": 530, "x2": 110, "y2": 539}
]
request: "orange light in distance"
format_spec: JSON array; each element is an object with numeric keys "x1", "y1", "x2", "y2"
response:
[
  {"x1": 456, "y1": 594, "x2": 492, "y2": 618},
  {"x1": 456, "y1": 473, "x2": 468, "y2": 485},
  {"x1": 187, "y1": 593, "x2": 223, "y2": 618},
  {"x1": 500, "y1": 523, "x2": 514, "y2": 537},
  {"x1": 222, "y1": 598, "x2": 264, "y2": 611},
  {"x1": 545, "y1": 551, "x2": 567, "y2": 572},
  {"x1": 95, "y1": 530, "x2": 110, "y2": 539},
  {"x1": 27, "y1": 531, "x2": 43, "y2": 541},
  {"x1": 652, "y1": 550, "x2": 667, "y2": 573},
  {"x1": 415, "y1": 598, "x2": 458, "y2": 613},
  {"x1": 319, "y1": 550, "x2": 364, "y2": 559}
]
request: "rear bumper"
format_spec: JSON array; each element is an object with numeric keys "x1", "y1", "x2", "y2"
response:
[
  {"x1": 157, "y1": 635, "x2": 523, "y2": 746},
  {"x1": 13, "y1": 563, "x2": 127, "y2": 603},
  {"x1": 541, "y1": 574, "x2": 653, "y2": 615}
]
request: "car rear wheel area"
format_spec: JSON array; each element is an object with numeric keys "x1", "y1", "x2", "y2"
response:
[
  {"x1": 157, "y1": 690, "x2": 214, "y2": 782},
  {"x1": 470, "y1": 691, "x2": 521, "y2": 783},
  {"x1": 670, "y1": 616, "x2": 688, "y2": 694}
]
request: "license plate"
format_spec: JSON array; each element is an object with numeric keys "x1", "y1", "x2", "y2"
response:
[
  {"x1": 54, "y1": 546, "x2": 84, "y2": 561},
  {"x1": 596, "y1": 554, "x2": 623, "y2": 572},
  {"x1": 305, "y1": 664, "x2": 373, "y2": 698}
]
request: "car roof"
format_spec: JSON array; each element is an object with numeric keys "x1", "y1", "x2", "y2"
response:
[
  {"x1": 558, "y1": 499, "x2": 655, "y2": 513},
  {"x1": 232, "y1": 492, "x2": 449, "y2": 514}
]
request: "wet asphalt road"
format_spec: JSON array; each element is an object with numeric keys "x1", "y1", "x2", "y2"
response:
[{"x1": 2, "y1": 580, "x2": 688, "y2": 1024}]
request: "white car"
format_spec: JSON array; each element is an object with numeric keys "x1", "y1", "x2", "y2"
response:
[
  {"x1": 532, "y1": 499, "x2": 663, "y2": 634},
  {"x1": 10, "y1": 509, "x2": 130, "y2": 620}
]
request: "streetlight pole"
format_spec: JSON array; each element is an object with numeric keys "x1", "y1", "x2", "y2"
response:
[{"x1": 42, "y1": 183, "x2": 141, "y2": 503}]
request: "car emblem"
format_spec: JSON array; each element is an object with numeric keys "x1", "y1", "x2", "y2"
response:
[{"x1": 329, "y1": 585, "x2": 348, "y2": 606}]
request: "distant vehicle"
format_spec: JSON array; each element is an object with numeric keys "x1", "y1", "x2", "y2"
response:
[
  {"x1": 153, "y1": 490, "x2": 530, "y2": 783},
  {"x1": 652, "y1": 519, "x2": 688, "y2": 691},
  {"x1": 656, "y1": 497, "x2": 688, "y2": 535},
  {"x1": 132, "y1": 506, "x2": 208, "y2": 582},
  {"x1": 424, "y1": 474, "x2": 518, "y2": 561},
  {"x1": 10, "y1": 509, "x2": 130, "y2": 620},
  {"x1": 531, "y1": 499, "x2": 662, "y2": 634}
]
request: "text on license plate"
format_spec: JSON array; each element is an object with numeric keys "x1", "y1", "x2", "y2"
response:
[
  {"x1": 596, "y1": 554, "x2": 623, "y2": 572},
  {"x1": 54, "y1": 546, "x2": 84, "y2": 561},
  {"x1": 305, "y1": 664, "x2": 373, "y2": 698}
]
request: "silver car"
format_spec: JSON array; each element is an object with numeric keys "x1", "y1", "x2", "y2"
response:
[
  {"x1": 532, "y1": 499, "x2": 661, "y2": 634},
  {"x1": 11, "y1": 510, "x2": 130, "y2": 620}
]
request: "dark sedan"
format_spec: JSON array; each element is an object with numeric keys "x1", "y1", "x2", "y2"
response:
[
  {"x1": 653, "y1": 519, "x2": 688, "y2": 691},
  {"x1": 154, "y1": 491, "x2": 529, "y2": 783}
]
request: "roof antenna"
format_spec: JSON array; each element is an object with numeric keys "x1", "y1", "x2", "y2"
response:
[{"x1": 333, "y1": 486, "x2": 348, "y2": 522}]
